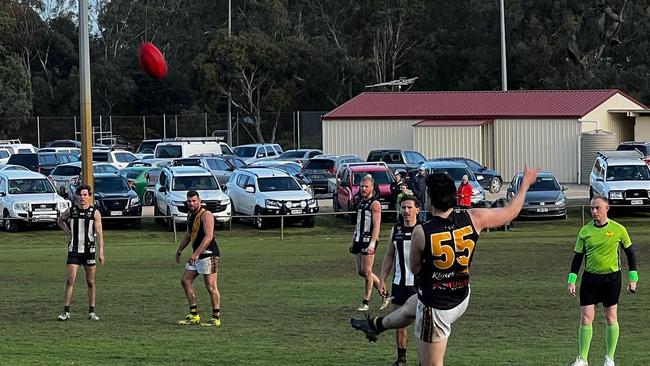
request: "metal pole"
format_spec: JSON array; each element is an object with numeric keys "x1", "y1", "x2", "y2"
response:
[
  {"x1": 175, "y1": 115, "x2": 178, "y2": 137},
  {"x1": 99, "y1": 115, "x2": 103, "y2": 144},
  {"x1": 73, "y1": 116, "x2": 77, "y2": 140},
  {"x1": 281, "y1": 215, "x2": 284, "y2": 241},
  {"x1": 204, "y1": 112, "x2": 208, "y2": 137},
  {"x1": 297, "y1": 110, "x2": 301, "y2": 149},
  {"x1": 109, "y1": 115, "x2": 113, "y2": 139},
  {"x1": 227, "y1": 0, "x2": 233, "y2": 146},
  {"x1": 163, "y1": 114, "x2": 167, "y2": 139},
  {"x1": 36, "y1": 116, "x2": 40, "y2": 148},
  {"x1": 499, "y1": 0, "x2": 508, "y2": 91},
  {"x1": 79, "y1": 0, "x2": 93, "y2": 188},
  {"x1": 292, "y1": 112, "x2": 296, "y2": 150},
  {"x1": 143, "y1": 115, "x2": 146, "y2": 140}
]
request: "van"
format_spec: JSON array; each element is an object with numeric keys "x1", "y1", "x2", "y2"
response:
[
  {"x1": 154, "y1": 141, "x2": 223, "y2": 163},
  {"x1": 0, "y1": 143, "x2": 37, "y2": 154}
]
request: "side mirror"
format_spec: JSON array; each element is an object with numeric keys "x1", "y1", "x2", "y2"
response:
[
  {"x1": 561, "y1": 186, "x2": 567, "y2": 191},
  {"x1": 596, "y1": 177, "x2": 604, "y2": 182},
  {"x1": 0, "y1": 192, "x2": 5, "y2": 197},
  {"x1": 158, "y1": 186, "x2": 167, "y2": 193},
  {"x1": 296, "y1": 173, "x2": 305, "y2": 180},
  {"x1": 245, "y1": 185, "x2": 255, "y2": 193},
  {"x1": 220, "y1": 184, "x2": 227, "y2": 191},
  {"x1": 506, "y1": 188, "x2": 513, "y2": 194},
  {"x1": 480, "y1": 166, "x2": 487, "y2": 171}
]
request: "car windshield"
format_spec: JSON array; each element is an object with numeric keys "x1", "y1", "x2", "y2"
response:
[
  {"x1": 94, "y1": 164, "x2": 120, "y2": 174},
  {"x1": 156, "y1": 145, "x2": 182, "y2": 159},
  {"x1": 352, "y1": 171, "x2": 393, "y2": 185},
  {"x1": 137, "y1": 141, "x2": 158, "y2": 154},
  {"x1": 8, "y1": 179, "x2": 55, "y2": 194},
  {"x1": 228, "y1": 158, "x2": 246, "y2": 168},
  {"x1": 52, "y1": 165, "x2": 81, "y2": 176},
  {"x1": 273, "y1": 164, "x2": 301, "y2": 175},
  {"x1": 258, "y1": 177, "x2": 301, "y2": 191},
  {"x1": 94, "y1": 176, "x2": 130, "y2": 193},
  {"x1": 233, "y1": 146, "x2": 256, "y2": 158},
  {"x1": 529, "y1": 176, "x2": 561, "y2": 191},
  {"x1": 279, "y1": 151, "x2": 306, "y2": 159},
  {"x1": 122, "y1": 169, "x2": 143, "y2": 179},
  {"x1": 303, "y1": 160, "x2": 334, "y2": 170},
  {"x1": 172, "y1": 176, "x2": 219, "y2": 191},
  {"x1": 606, "y1": 165, "x2": 650, "y2": 181},
  {"x1": 430, "y1": 167, "x2": 474, "y2": 181}
]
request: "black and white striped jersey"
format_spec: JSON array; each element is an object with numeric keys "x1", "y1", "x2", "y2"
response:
[
  {"x1": 67, "y1": 206, "x2": 96, "y2": 254},
  {"x1": 353, "y1": 196, "x2": 377, "y2": 243},
  {"x1": 391, "y1": 223, "x2": 416, "y2": 286}
]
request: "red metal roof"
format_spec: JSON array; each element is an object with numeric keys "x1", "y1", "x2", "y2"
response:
[
  {"x1": 414, "y1": 119, "x2": 493, "y2": 127},
  {"x1": 323, "y1": 90, "x2": 646, "y2": 120}
]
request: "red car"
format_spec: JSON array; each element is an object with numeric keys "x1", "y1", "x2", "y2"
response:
[{"x1": 333, "y1": 162, "x2": 396, "y2": 215}]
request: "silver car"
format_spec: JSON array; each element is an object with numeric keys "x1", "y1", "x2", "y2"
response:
[
  {"x1": 48, "y1": 162, "x2": 121, "y2": 197},
  {"x1": 420, "y1": 160, "x2": 486, "y2": 205}
]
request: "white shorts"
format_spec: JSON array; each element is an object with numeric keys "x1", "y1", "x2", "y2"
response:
[
  {"x1": 414, "y1": 289, "x2": 470, "y2": 343},
  {"x1": 185, "y1": 256, "x2": 219, "y2": 275}
]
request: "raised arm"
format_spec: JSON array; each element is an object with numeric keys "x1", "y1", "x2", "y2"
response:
[{"x1": 469, "y1": 166, "x2": 539, "y2": 233}]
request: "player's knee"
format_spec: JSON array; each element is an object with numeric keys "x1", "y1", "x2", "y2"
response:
[
  {"x1": 604, "y1": 312, "x2": 618, "y2": 324},
  {"x1": 65, "y1": 278, "x2": 75, "y2": 287},
  {"x1": 86, "y1": 279, "x2": 95, "y2": 288}
]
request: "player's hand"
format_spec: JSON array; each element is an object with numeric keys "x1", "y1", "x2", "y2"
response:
[
  {"x1": 364, "y1": 244, "x2": 376, "y2": 255},
  {"x1": 188, "y1": 253, "x2": 198, "y2": 264},
  {"x1": 628, "y1": 281, "x2": 637, "y2": 294},
  {"x1": 521, "y1": 165, "x2": 540, "y2": 188},
  {"x1": 568, "y1": 283, "x2": 576, "y2": 297},
  {"x1": 175, "y1": 251, "x2": 182, "y2": 264},
  {"x1": 98, "y1": 252, "x2": 105, "y2": 266},
  {"x1": 379, "y1": 282, "x2": 387, "y2": 296}
]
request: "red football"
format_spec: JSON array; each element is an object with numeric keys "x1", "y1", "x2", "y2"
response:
[{"x1": 138, "y1": 42, "x2": 168, "y2": 80}]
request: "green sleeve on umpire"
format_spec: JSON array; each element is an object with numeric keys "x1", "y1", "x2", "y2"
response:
[
  {"x1": 568, "y1": 273, "x2": 578, "y2": 284},
  {"x1": 629, "y1": 271, "x2": 639, "y2": 282}
]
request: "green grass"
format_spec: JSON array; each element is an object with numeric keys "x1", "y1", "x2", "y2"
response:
[{"x1": 0, "y1": 208, "x2": 649, "y2": 365}]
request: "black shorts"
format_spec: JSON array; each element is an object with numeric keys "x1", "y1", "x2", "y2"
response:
[
  {"x1": 67, "y1": 252, "x2": 96, "y2": 267},
  {"x1": 349, "y1": 241, "x2": 379, "y2": 255},
  {"x1": 580, "y1": 271, "x2": 621, "y2": 307},
  {"x1": 391, "y1": 283, "x2": 417, "y2": 306}
]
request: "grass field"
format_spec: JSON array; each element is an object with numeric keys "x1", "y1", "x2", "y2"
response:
[{"x1": 0, "y1": 208, "x2": 648, "y2": 365}]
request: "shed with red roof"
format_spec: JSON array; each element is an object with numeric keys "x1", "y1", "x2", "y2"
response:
[{"x1": 322, "y1": 90, "x2": 646, "y2": 182}]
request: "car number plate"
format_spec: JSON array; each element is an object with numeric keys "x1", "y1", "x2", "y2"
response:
[
  {"x1": 631, "y1": 199, "x2": 643, "y2": 205},
  {"x1": 110, "y1": 211, "x2": 123, "y2": 216},
  {"x1": 290, "y1": 209, "x2": 302, "y2": 215},
  {"x1": 310, "y1": 174, "x2": 325, "y2": 179},
  {"x1": 536, "y1": 208, "x2": 549, "y2": 213},
  {"x1": 381, "y1": 204, "x2": 389, "y2": 210}
]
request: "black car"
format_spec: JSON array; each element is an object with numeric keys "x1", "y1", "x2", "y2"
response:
[
  {"x1": 366, "y1": 149, "x2": 427, "y2": 173},
  {"x1": 71, "y1": 173, "x2": 142, "y2": 226},
  {"x1": 429, "y1": 157, "x2": 503, "y2": 193},
  {"x1": 7, "y1": 153, "x2": 59, "y2": 175}
]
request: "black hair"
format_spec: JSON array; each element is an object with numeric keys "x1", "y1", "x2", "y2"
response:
[
  {"x1": 399, "y1": 194, "x2": 421, "y2": 208},
  {"x1": 75, "y1": 184, "x2": 92, "y2": 195},
  {"x1": 186, "y1": 190, "x2": 200, "y2": 199},
  {"x1": 426, "y1": 173, "x2": 457, "y2": 211}
]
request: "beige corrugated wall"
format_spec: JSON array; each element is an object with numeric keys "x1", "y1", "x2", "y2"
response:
[
  {"x1": 413, "y1": 126, "x2": 483, "y2": 162},
  {"x1": 322, "y1": 119, "x2": 417, "y2": 158},
  {"x1": 635, "y1": 116, "x2": 650, "y2": 141},
  {"x1": 493, "y1": 119, "x2": 579, "y2": 183},
  {"x1": 581, "y1": 93, "x2": 639, "y2": 141}
]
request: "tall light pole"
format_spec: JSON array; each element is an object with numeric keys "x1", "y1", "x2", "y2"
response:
[
  {"x1": 227, "y1": 0, "x2": 233, "y2": 146},
  {"x1": 79, "y1": 0, "x2": 94, "y2": 188},
  {"x1": 499, "y1": 0, "x2": 508, "y2": 91}
]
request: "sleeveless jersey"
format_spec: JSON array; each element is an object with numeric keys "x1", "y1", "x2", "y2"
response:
[
  {"x1": 187, "y1": 208, "x2": 220, "y2": 257},
  {"x1": 418, "y1": 211, "x2": 479, "y2": 309},
  {"x1": 68, "y1": 205, "x2": 96, "y2": 254},
  {"x1": 391, "y1": 223, "x2": 416, "y2": 286},
  {"x1": 353, "y1": 196, "x2": 377, "y2": 243}
]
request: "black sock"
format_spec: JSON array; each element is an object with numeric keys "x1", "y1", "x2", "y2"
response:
[
  {"x1": 374, "y1": 316, "x2": 387, "y2": 333},
  {"x1": 397, "y1": 347, "x2": 407, "y2": 361},
  {"x1": 89, "y1": 306, "x2": 95, "y2": 313},
  {"x1": 362, "y1": 299, "x2": 369, "y2": 305},
  {"x1": 64, "y1": 306, "x2": 70, "y2": 313},
  {"x1": 212, "y1": 308, "x2": 220, "y2": 319},
  {"x1": 190, "y1": 304, "x2": 198, "y2": 315}
]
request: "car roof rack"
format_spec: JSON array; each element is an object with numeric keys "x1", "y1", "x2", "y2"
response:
[
  {"x1": 597, "y1": 150, "x2": 644, "y2": 160},
  {"x1": 162, "y1": 137, "x2": 224, "y2": 142},
  {"x1": 0, "y1": 139, "x2": 22, "y2": 144},
  {"x1": 339, "y1": 161, "x2": 389, "y2": 171}
]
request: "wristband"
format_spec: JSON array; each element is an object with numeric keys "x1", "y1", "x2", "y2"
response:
[
  {"x1": 629, "y1": 271, "x2": 639, "y2": 282},
  {"x1": 567, "y1": 273, "x2": 578, "y2": 284}
]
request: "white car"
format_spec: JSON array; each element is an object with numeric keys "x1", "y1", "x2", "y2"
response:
[
  {"x1": 225, "y1": 167, "x2": 318, "y2": 229},
  {"x1": 92, "y1": 149, "x2": 138, "y2": 169},
  {"x1": 0, "y1": 170, "x2": 70, "y2": 232},
  {"x1": 233, "y1": 143, "x2": 283, "y2": 165},
  {"x1": 48, "y1": 162, "x2": 121, "y2": 197},
  {"x1": 153, "y1": 166, "x2": 231, "y2": 230}
]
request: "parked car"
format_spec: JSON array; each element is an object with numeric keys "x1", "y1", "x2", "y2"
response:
[
  {"x1": 225, "y1": 167, "x2": 318, "y2": 229},
  {"x1": 135, "y1": 139, "x2": 163, "y2": 157},
  {"x1": 589, "y1": 150, "x2": 650, "y2": 208},
  {"x1": 46, "y1": 139, "x2": 82, "y2": 148},
  {"x1": 153, "y1": 166, "x2": 232, "y2": 230},
  {"x1": 0, "y1": 164, "x2": 30, "y2": 171},
  {"x1": 428, "y1": 157, "x2": 503, "y2": 193},
  {"x1": 506, "y1": 171, "x2": 567, "y2": 218},
  {"x1": 276, "y1": 149, "x2": 323, "y2": 165},
  {"x1": 171, "y1": 154, "x2": 242, "y2": 185},
  {"x1": 247, "y1": 160, "x2": 314, "y2": 196},
  {"x1": 420, "y1": 160, "x2": 486, "y2": 206},
  {"x1": 70, "y1": 172, "x2": 142, "y2": 227},
  {"x1": 92, "y1": 149, "x2": 138, "y2": 169},
  {"x1": 37, "y1": 147, "x2": 81, "y2": 156},
  {"x1": 48, "y1": 162, "x2": 121, "y2": 198},
  {"x1": 153, "y1": 139, "x2": 225, "y2": 165},
  {"x1": 96, "y1": 136, "x2": 133, "y2": 151},
  {"x1": 121, "y1": 167, "x2": 157, "y2": 205},
  {"x1": 333, "y1": 162, "x2": 395, "y2": 216},
  {"x1": 617, "y1": 141, "x2": 650, "y2": 165},
  {"x1": 7, "y1": 153, "x2": 60, "y2": 175},
  {"x1": 301, "y1": 154, "x2": 364, "y2": 194},
  {"x1": 0, "y1": 148, "x2": 10, "y2": 164},
  {"x1": 233, "y1": 143, "x2": 284, "y2": 165},
  {"x1": 366, "y1": 149, "x2": 427, "y2": 173},
  {"x1": 0, "y1": 170, "x2": 71, "y2": 232}
]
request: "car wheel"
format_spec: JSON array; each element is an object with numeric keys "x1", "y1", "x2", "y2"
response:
[
  {"x1": 254, "y1": 207, "x2": 266, "y2": 230},
  {"x1": 489, "y1": 177, "x2": 502, "y2": 194},
  {"x1": 3, "y1": 210, "x2": 18, "y2": 232},
  {"x1": 303, "y1": 215, "x2": 315, "y2": 227},
  {"x1": 153, "y1": 200, "x2": 164, "y2": 225},
  {"x1": 221, "y1": 220, "x2": 231, "y2": 231},
  {"x1": 143, "y1": 191, "x2": 154, "y2": 206}
]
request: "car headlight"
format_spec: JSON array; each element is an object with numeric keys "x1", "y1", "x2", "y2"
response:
[
  {"x1": 265, "y1": 199, "x2": 281, "y2": 208},
  {"x1": 609, "y1": 191, "x2": 623, "y2": 199},
  {"x1": 476, "y1": 175, "x2": 484, "y2": 180},
  {"x1": 221, "y1": 198, "x2": 230, "y2": 206},
  {"x1": 57, "y1": 201, "x2": 71, "y2": 211},
  {"x1": 13, "y1": 202, "x2": 29, "y2": 211},
  {"x1": 301, "y1": 184, "x2": 308, "y2": 191},
  {"x1": 171, "y1": 200, "x2": 185, "y2": 207},
  {"x1": 307, "y1": 198, "x2": 317, "y2": 206},
  {"x1": 130, "y1": 196, "x2": 140, "y2": 206},
  {"x1": 94, "y1": 199, "x2": 99, "y2": 207},
  {"x1": 555, "y1": 198, "x2": 566, "y2": 206}
]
